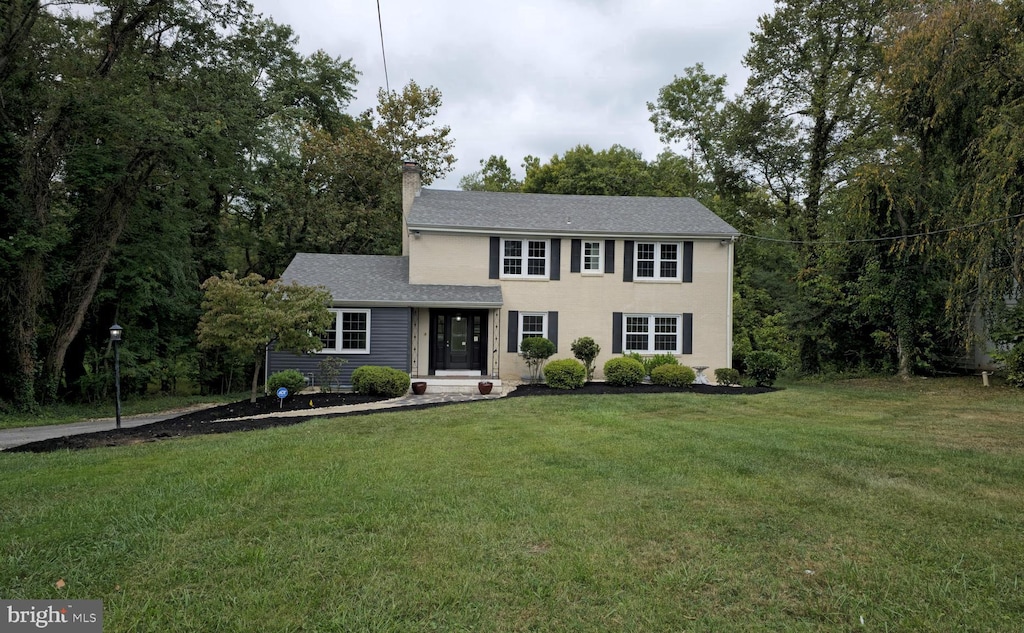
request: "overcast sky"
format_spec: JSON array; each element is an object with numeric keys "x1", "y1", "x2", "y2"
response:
[{"x1": 247, "y1": 0, "x2": 777, "y2": 189}]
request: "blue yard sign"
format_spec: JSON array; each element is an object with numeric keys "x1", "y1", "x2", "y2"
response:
[{"x1": 276, "y1": 387, "x2": 289, "y2": 408}]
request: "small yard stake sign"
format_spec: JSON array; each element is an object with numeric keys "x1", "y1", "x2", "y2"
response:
[{"x1": 277, "y1": 387, "x2": 289, "y2": 408}]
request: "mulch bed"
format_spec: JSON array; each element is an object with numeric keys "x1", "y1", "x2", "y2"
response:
[{"x1": 7, "y1": 383, "x2": 775, "y2": 454}]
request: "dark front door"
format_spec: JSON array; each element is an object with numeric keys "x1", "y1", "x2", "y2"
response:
[{"x1": 431, "y1": 310, "x2": 486, "y2": 373}]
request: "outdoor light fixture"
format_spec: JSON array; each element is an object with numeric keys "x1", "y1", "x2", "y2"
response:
[{"x1": 109, "y1": 323, "x2": 123, "y2": 429}]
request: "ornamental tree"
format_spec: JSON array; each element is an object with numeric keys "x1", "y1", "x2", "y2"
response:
[{"x1": 197, "y1": 272, "x2": 333, "y2": 402}]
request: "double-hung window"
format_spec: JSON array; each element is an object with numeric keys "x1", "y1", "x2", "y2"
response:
[
  {"x1": 583, "y1": 241, "x2": 602, "y2": 273},
  {"x1": 320, "y1": 309, "x2": 370, "y2": 354},
  {"x1": 635, "y1": 242, "x2": 680, "y2": 281},
  {"x1": 519, "y1": 312, "x2": 547, "y2": 343},
  {"x1": 624, "y1": 314, "x2": 681, "y2": 354},
  {"x1": 502, "y1": 238, "x2": 548, "y2": 278}
]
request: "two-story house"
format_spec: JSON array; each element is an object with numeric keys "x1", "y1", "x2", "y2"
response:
[{"x1": 268, "y1": 162, "x2": 740, "y2": 389}]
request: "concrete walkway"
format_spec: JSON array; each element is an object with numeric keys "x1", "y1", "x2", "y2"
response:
[{"x1": 0, "y1": 391, "x2": 506, "y2": 451}]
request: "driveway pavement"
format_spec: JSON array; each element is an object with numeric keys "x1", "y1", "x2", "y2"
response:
[{"x1": 0, "y1": 392, "x2": 504, "y2": 451}]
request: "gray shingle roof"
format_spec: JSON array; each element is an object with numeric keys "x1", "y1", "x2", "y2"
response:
[
  {"x1": 407, "y1": 189, "x2": 739, "y2": 237},
  {"x1": 281, "y1": 254, "x2": 503, "y2": 307}
]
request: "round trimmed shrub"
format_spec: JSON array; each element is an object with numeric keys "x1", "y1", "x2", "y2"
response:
[
  {"x1": 350, "y1": 365, "x2": 411, "y2": 398},
  {"x1": 267, "y1": 369, "x2": 306, "y2": 396},
  {"x1": 714, "y1": 367, "x2": 741, "y2": 386},
  {"x1": 544, "y1": 358, "x2": 586, "y2": 389},
  {"x1": 645, "y1": 353, "x2": 679, "y2": 375},
  {"x1": 603, "y1": 356, "x2": 645, "y2": 386},
  {"x1": 651, "y1": 364, "x2": 695, "y2": 387},
  {"x1": 745, "y1": 350, "x2": 785, "y2": 387}
]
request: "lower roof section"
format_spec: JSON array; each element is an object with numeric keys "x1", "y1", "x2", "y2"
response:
[{"x1": 281, "y1": 253, "x2": 503, "y2": 308}]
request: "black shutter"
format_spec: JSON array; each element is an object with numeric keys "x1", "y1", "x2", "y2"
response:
[
  {"x1": 683, "y1": 241, "x2": 693, "y2": 283},
  {"x1": 550, "y1": 238, "x2": 561, "y2": 280},
  {"x1": 489, "y1": 237, "x2": 500, "y2": 279},
  {"x1": 682, "y1": 313, "x2": 693, "y2": 354},
  {"x1": 623, "y1": 241, "x2": 634, "y2": 282},
  {"x1": 507, "y1": 311, "x2": 519, "y2": 352},
  {"x1": 570, "y1": 239, "x2": 582, "y2": 273},
  {"x1": 605, "y1": 240, "x2": 615, "y2": 274},
  {"x1": 612, "y1": 312, "x2": 623, "y2": 354},
  {"x1": 548, "y1": 311, "x2": 558, "y2": 351}
]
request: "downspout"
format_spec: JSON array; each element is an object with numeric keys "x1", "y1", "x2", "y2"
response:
[{"x1": 726, "y1": 237, "x2": 736, "y2": 368}]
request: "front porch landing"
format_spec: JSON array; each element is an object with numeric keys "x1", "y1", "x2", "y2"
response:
[{"x1": 410, "y1": 376, "x2": 505, "y2": 396}]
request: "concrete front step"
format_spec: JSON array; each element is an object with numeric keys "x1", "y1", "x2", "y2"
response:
[{"x1": 410, "y1": 377, "x2": 504, "y2": 395}]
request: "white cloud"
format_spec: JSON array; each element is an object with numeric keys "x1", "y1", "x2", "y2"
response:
[{"x1": 249, "y1": 0, "x2": 776, "y2": 188}]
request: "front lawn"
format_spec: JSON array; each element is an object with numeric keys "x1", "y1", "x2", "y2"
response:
[{"x1": 1, "y1": 379, "x2": 1022, "y2": 631}]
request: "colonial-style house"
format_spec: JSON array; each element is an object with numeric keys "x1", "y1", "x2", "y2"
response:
[{"x1": 268, "y1": 162, "x2": 740, "y2": 391}]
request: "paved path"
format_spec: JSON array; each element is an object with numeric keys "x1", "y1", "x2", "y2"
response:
[{"x1": 0, "y1": 392, "x2": 505, "y2": 451}]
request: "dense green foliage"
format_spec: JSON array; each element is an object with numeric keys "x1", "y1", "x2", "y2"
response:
[
  {"x1": 543, "y1": 359, "x2": 587, "y2": 390},
  {"x1": 570, "y1": 337, "x2": 601, "y2": 381},
  {"x1": 196, "y1": 273, "x2": 332, "y2": 403},
  {"x1": 0, "y1": 1, "x2": 455, "y2": 410},
  {"x1": 745, "y1": 351, "x2": 786, "y2": 387},
  {"x1": 650, "y1": 364, "x2": 696, "y2": 387},
  {"x1": 714, "y1": 368, "x2": 742, "y2": 387},
  {"x1": 266, "y1": 370, "x2": 307, "y2": 397},
  {"x1": 645, "y1": 354, "x2": 680, "y2": 376},
  {"x1": 603, "y1": 357, "x2": 646, "y2": 386},
  {"x1": 1004, "y1": 347, "x2": 1024, "y2": 389},
  {"x1": 350, "y1": 365, "x2": 411, "y2": 398}
]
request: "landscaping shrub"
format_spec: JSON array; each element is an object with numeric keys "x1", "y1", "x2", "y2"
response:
[
  {"x1": 266, "y1": 369, "x2": 306, "y2": 396},
  {"x1": 651, "y1": 364, "x2": 695, "y2": 387},
  {"x1": 645, "y1": 354, "x2": 679, "y2": 375},
  {"x1": 350, "y1": 365, "x2": 411, "y2": 398},
  {"x1": 317, "y1": 357, "x2": 347, "y2": 393},
  {"x1": 1005, "y1": 345, "x2": 1024, "y2": 388},
  {"x1": 604, "y1": 356, "x2": 645, "y2": 386},
  {"x1": 520, "y1": 337, "x2": 557, "y2": 383},
  {"x1": 544, "y1": 359, "x2": 586, "y2": 389},
  {"x1": 570, "y1": 336, "x2": 601, "y2": 381},
  {"x1": 714, "y1": 367, "x2": 741, "y2": 386},
  {"x1": 745, "y1": 350, "x2": 785, "y2": 387}
]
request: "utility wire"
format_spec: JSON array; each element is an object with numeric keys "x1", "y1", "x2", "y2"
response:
[
  {"x1": 739, "y1": 212, "x2": 1024, "y2": 246},
  {"x1": 377, "y1": 0, "x2": 390, "y2": 93}
]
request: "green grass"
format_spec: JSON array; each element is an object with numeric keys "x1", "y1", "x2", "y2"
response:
[
  {"x1": 0, "y1": 392, "x2": 249, "y2": 430},
  {"x1": 2, "y1": 379, "x2": 1022, "y2": 631}
]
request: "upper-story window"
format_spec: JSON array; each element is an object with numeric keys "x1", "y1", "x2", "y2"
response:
[
  {"x1": 583, "y1": 241, "x2": 602, "y2": 273},
  {"x1": 502, "y1": 238, "x2": 548, "y2": 278},
  {"x1": 635, "y1": 242, "x2": 680, "y2": 281}
]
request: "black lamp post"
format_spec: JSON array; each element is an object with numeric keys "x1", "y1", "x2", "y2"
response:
[{"x1": 109, "y1": 324, "x2": 123, "y2": 429}]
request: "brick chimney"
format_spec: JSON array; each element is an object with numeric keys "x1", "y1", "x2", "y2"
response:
[{"x1": 401, "y1": 161, "x2": 421, "y2": 256}]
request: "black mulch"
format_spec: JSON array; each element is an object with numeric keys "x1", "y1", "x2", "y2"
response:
[{"x1": 7, "y1": 383, "x2": 775, "y2": 453}]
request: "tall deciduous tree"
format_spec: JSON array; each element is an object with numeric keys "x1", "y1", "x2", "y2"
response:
[
  {"x1": 0, "y1": 1, "x2": 357, "y2": 408},
  {"x1": 197, "y1": 272, "x2": 333, "y2": 403},
  {"x1": 459, "y1": 155, "x2": 523, "y2": 192}
]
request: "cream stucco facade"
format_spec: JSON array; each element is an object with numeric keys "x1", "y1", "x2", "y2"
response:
[{"x1": 405, "y1": 229, "x2": 734, "y2": 381}]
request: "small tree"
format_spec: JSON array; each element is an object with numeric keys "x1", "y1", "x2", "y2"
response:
[
  {"x1": 570, "y1": 336, "x2": 601, "y2": 381},
  {"x1": 520, "y1": 337, "x2": 556, "y2": 383},
  {"x1": 197, "y1": 272, "x2": 334, "y2": 403}
]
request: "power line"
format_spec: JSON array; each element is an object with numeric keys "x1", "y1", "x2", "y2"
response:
[
  {"x1": 377, "y1": 0, "x2": 390, "y2": 93},
  {"x1": 739, "y1": 212, "x2": 1024, "y2": 246}
]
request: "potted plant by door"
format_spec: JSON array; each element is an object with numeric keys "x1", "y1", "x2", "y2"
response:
[
  {"x1": 477, "y1": 381, "x2": 493, "y2": 395},
  {"x1": 411, "y1": 381, "x2": 427, "y2": 395}
]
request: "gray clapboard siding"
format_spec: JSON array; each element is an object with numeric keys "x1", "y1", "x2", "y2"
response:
[{"x1": 268, "y1": 307, "x2": 412, "y2": 389}]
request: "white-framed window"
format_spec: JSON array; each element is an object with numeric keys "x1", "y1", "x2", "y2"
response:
[
  {"x1": 503, "y1": 238, "x2": 549, "y2": 278},
  {"x1": 320, "y1": 309, "x2": 370, "y2": 354},
  {"x1": 623, "y1": 314, "x2": 681, "y2": 354},
  {"x1": 519, "y1": 312, "x2": 547, "y2": 346},
  {"x1": 583, "y1": 241, "x2": 602, "y2": 273},
  {"x1": 635, "y1": 242, "x2": 680, "y2": 281}
]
